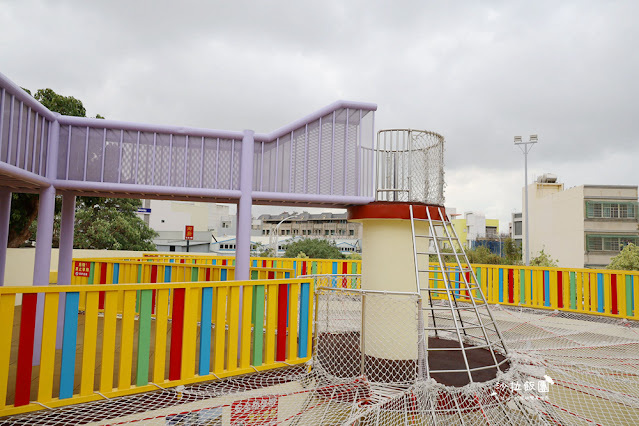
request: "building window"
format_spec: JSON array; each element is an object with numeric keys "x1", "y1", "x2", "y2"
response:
[
  {"x1": 514, "y1": 222, "x2": 522, "y2": 236},
  {"x1": 349, "y1": 230, "x2": 355, "y2": 236},
  {"x1": 586, "y1": 201, "x2": 637, "y2": 219},
  {"x1": 586, "y1": 235, "x2": 639, "y2": 252},
  {"x1": 222, "y1": 222, "x2": 230, "y2": 228}
]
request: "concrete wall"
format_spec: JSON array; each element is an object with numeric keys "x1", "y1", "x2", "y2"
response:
[
  {"x1": 526, "y1": 184, "x2": 585, "y2": 267},
  {"x1": 2, "y1": 249, "x2": 153, "y2": 287}
]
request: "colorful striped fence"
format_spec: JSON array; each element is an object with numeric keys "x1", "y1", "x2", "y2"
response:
[
  {"x1": 136, "y1": 254, "x2": 360, "y2": 277},
  {"x1": 69, "y1": 258, "x2": 294, "y2": 313},
  {"x1": 471, "y1": 265, "x2": 639, "y2": 320},
  {"x1": 0, "y1": 278, "x2": 313, "y2": 417},
  {"x1": 425, "y1": 264, "x2": 639, "y2": 321}
]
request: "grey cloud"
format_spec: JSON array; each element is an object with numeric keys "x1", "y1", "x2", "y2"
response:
[{"x1": 2, "y1": 0, "x2": 637, "y2": 224}]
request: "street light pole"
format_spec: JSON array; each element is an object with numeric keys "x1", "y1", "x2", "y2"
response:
[
  {"x1": 271, "y1": 214, "x2": 299, "y2": 257},
  {"x1": 514, "y1": 135, "x2": 537, "y2": 266}
]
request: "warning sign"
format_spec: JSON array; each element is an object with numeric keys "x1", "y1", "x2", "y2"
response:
[
  {"x1": 231, "y1": 396, "x2": 278, "y2": 425},
  {"x1": 185, "y1": 225, "x2": 194, "y2": 240},
  {"x1": 74, "y1": 261, "x2": 91, "y2": 277}
]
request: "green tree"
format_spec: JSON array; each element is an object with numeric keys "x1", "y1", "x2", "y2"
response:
[
  {"x1": 73, "y1": 197, "x2": 157, "y2": 250},
  {"x1": 607, "y1": 243, "x2": 639, "y2": 271},
  {"x1": 255, "y1": 243, "x2": 275, "y2": 258},
  {"x1": 530, "y1": 249, "x2": 558, "y2": 267},
  {"x1": 502, "y1": 238, "x2": 522, "y2": 265},
  {"x1": 34, "y1": 88, "x2": 86, "y2": 117},
  {"x1": 465, "y1": 246, "x2": 503, "y2": 265},
  {"x1": 283, "y1": 238, "x2": 345, "y2": 259}
]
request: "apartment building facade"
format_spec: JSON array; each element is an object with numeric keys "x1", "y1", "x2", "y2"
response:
[
  {"x1": 258, "y1": 212, "x2": 362, "y2": 239},
  {"x1": 451, "y1": 212, "x2": 500, "y2": 249},
  {"x1": 524, "y1": 175, "x2": 639, "y2": 268}
]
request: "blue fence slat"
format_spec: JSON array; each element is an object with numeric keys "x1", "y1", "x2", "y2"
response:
[
  {"x1": 597, "y1": 273, "x2": 604, "y2": 313},
  {"x1": 298, "y1": 282, "x2": 310, "y2": 358},
  {"x1": 199, "y1": 287, "x2": 213, "y2": 375},
  {"x1": 59, "y1": 292, "x2": 80, "y2": 399}
]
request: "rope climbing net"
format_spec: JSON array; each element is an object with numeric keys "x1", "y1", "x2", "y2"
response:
[{"x1": 3, "y1": 291, "x2": 639, "y2": 425}]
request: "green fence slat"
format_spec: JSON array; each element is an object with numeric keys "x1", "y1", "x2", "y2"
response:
[
  {"x1": 569, "y1": 272, "x2": 576, "y2": 310},
  {"x1": 252, "y1": 285, "x2": 265, "y2": 366},
  {"x1": 88, "y1": 262, "x2": 95, "y2": 285},
  {"x1": 627, "y1": 275, "x2": 634, "y2": 317},
  {"x1": 136, "y1": 289, "x2": 153, "y2": 386},
  {"x1": 192, "y1": 266, "x2": 199, "y2": 282}
]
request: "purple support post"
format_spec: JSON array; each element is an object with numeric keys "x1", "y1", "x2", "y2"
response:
[
  {"x1": 235, "y1": 130, "x2": 254, "y2": 281},
  {"x1": 55, "y1": 193, "x2": 76, "y2": 348},
  {"x1": 32, "y1": 117, "x2": 60, "y2": 365},
  {"x1": 32, "y1": 185, "x2": 56, "y2": 365},
  {"x1": 235, "y1": 129, "x2": 254, "y2": 356},
  {"x1": 0, "y1": 190, "x2": 11, "y2": 286}
]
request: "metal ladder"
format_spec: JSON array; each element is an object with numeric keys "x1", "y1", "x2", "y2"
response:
[{"x1": 409, "y1": 204, "x2": 509, "y2": 384}]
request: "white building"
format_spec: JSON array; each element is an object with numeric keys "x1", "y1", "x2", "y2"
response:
[
  {"x1": 211, "y1": 235, "x2": 361, "y2": 257},
  {"x1": 137, "y1": 200, "x2": 260, "y2": 252},
  {"x1": 523, "y1": 174, "x2": 639, "y2": 268}
]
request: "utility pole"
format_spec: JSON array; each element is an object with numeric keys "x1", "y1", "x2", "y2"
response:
[{"x1": 514, "y1": 135, "x2": 537, "y2": 266}]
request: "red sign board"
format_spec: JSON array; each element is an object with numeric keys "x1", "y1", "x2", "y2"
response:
[
  {"x1": 185, "y1": 225, "x2": 194, "y2": 240},
  {"x1": 74, "y1": 261, "x2": 91, "y2": 277},
  {"x1": 231, "y1": 396, "x2": 278, "y2": 425}
]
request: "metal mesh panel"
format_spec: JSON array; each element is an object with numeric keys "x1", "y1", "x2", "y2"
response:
[
  {"x1": 153, "y1": 133, "x2": 171, "y2": 186},
  {"x1": 135, "y1": 131, "x2": 154, "y2": 185},
  {"x1": 186, "y1": 136, "x2": 203, "y2": 188},
  {"x1": 332, "y1": 109, "x2": 347, "y2": 196},
  {"x1": 67, "y1": 126, "x2": 87, "y2": 180},
  {"x1": 344, "y1": 109, "x2": 360, "y2": 197},
  {"x1": 119, "y1": 130, "x2": 137, "y2": 184},
  {"x1": 376, "y1": 129, "x2": 445, "y2": 205},
  {"x1": 314, "y1": 287, "x2": 423, "y2": 385},
  {"x1": 169, "y1": 135, "x2": 186, "y2": 187},
  {"x1": 51, "y1": 123, "x2": 241, "y2": 191},
  {"x1": 251, "y1": 108, "x2": 374, "y2": 198},
  {"x1": 306, "y1": 119, "x2": 320, "y2": 195}
]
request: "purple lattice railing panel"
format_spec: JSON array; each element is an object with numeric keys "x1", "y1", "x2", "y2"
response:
[{"x1": 1, "y1": 71, "x2": 377, "y2": 204}]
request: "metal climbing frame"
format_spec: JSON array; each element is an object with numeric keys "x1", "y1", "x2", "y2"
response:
[{"x1": 410, "y1": 204, "x2": 509, "y2": 384}]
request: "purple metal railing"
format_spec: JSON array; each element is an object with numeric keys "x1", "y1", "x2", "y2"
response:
[
  {"x1": 0, "y1": 71, "x2": 377, "y2": 204},
  {"x1": 0, "y1": 75, "x2": 54, "y2": 181}
]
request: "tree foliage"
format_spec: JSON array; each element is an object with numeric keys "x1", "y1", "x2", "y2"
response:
[
  {"x1": 465, "y1": 246, "x2": 503, "y2": 265},
  {"x1": 283, "y1": 238, "x2": 344, "y2": 259},
  {"x1": 34, "y1": 88, "x2": 87, "y2": 117},
  {"x1": 607, "y1": 243, "x2": 639, "y2": 271},
  {"x1": 8, "y1": 88, "x2": 156, "y2": 250},
  {"x1": 530, "y1": 249, "x2": 558, "y2": 267},
  {"x1": 502, "y1": 238, "x2": 522, "y2": 265},
  {"x1": 73, "y1": 198, "x2": 157, "y2": 250}
]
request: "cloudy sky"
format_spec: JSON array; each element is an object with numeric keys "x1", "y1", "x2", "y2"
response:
[{"x1": 2, "y1": 1, "x2": 638, "y2": 230}]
